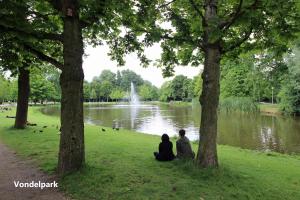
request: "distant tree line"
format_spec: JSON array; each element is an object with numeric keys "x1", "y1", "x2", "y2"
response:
[
  {"x1": 0, "y1": 67, "x2": 60, "y2": 105},
  {"x1": 83, "y1": 69, "x2": 159, "y2": 102}
]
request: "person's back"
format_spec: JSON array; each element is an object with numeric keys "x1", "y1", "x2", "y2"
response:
[
  {"x1": 176, "y1": 129, "x2": 195, "y2": 159},
  {"x1": 154, "y1": 134, "x2": 175, "y2": 161}
]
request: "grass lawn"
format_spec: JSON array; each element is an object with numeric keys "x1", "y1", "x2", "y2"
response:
[{"x1": 0, "y1": 107, "x2": 300, "y2": 200}]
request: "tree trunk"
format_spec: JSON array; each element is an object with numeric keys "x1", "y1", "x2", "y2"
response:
[
  {"x1": 58, "y1": 0, "x2": 85, "y2": 175},
  {"x1": 14, "y1": 67, "x2": 30, "y2": 129},
  {"x1": 196, "y1": 0, "x2": 221, "y2": 168}
]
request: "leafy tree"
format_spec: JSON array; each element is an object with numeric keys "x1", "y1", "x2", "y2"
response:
[
  {"x1": 83, "y1": 81, "x2": 91, "y2": 100},
  {"x1": 159, "y1": 81, "x2": 172, "y2": 102},
  {"x1": 101, "y1": 80, "x2": 113, "y2": 102},
  {"x1": 90, "y1": 89, "x2": 97, "y2": 100},
  {"x1": 192, "y1": 74, "x2": 202, "y2": 98},
  {"x1": 139, "y1": 82, "x2": 159, "y2": 101},
  {"x1": 0, "y1": 30, "x2": 35, "y2": 128},
  {"x1": 1, "y1": 0, "x2": 148, "y2": 175},
  {"x1": 170, "y1": 75, "x2": 192, "y2": 101},
  {"x1": 0, "y1": 75, "x2": 11, "y2": 103},
  {"x1": 109, "y1": 88, "x2": 125, "y2": 102},
  {"x1": 99, "y1": 70, "x2": 116, "y2": 85},
  {"x1": 221, "y1": 58, "x2": 254, "y2": 98},
  {"x1": 132, "y1": 0, "x2": 300, "y2": 167},
  {"x1": 119, "y1": 70, "x2": 144, "y2": 91},
  {"x1": 30, "y1": 76, "x2": 55, "y2": 104},
  {"x1": 278, "y1": 43, "x2": 300, "y2": 114}
]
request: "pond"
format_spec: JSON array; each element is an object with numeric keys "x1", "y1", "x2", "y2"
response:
[{"x1": 41, "y1": 102, "x2": 300, "y2": 154}]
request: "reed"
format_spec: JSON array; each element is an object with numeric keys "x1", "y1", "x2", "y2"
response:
[{"x1": 219, "y1": 97, "x2": 258, "y2": 113}]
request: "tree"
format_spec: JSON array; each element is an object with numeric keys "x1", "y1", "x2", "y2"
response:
[
  {"x1": 119, "y1": 70, "x2": 144, "y2": 91},
  {"x1": 109, "y1": 88, "x2": 125, "y2": 102},
  {"x1": 221, "y1": 58, "x2": 254, "y2": 98},
  {"x1": 99, "y1": 70, "x2": 116, "y2": 85},
  {"x1": 278, "y1": 42, "x2": 300, "y2": 114},
  {"x1": 30, "y1": 71, "x2": 56, "y2": 104},
  {"x1": 159, "y1": 81, "x2": 172, "y2": 102},
  {"x1": 192, "y1": 74, "x2": 202, "y2": 98},
  {"x1": 1, "y1": 0, "x2": 146, "y2": 175},
  {"x1": 101, "y1": 80, "x2": 113, "y2": 102},
  {"x1": 169, "y1": 75, "x2": 193, "y2": 101},
  {"x1": 0, "y1": 75, "x2": 11, "y2": 104},
  {"x1": 139, "y1": 82, "x2": 159, "y2": 101},
  {"x1": 131, "y1": 0, "x2": 300, "y2": 167},
  {"x1": 0, "y1": 32, "x2": 33, "y2": 129}
]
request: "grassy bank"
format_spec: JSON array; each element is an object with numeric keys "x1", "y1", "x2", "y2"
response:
[
  {"x1": 0, "y1": 107, "x2": 300, "y2": 200},
  {"x1": 259, "y1": 103, "x2": 281, "y2": 115}
]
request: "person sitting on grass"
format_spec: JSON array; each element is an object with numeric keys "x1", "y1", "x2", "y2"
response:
[
  {"x1": 153, "y1": 134, "x2": 175, "y2": 161},
  {"x1": 176, "y1": 129, "x2": 195, "y2": 159}
]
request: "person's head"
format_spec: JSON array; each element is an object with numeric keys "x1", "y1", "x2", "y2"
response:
[
  {"x1": 179, "y1": 129, "x2": 185, "y2": 137},
  {"x1": 161, "y1": 134, "x2": 169, "y2": 142}
]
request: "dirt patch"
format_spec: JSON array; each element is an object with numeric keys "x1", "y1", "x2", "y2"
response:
[{"x1": 0, "y1": 141, "x2": 70, "y2": 200}]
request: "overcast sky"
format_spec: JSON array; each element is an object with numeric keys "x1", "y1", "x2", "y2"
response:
[{"x1": 83, "y1": 43, "x2": 202, "y2": 87}]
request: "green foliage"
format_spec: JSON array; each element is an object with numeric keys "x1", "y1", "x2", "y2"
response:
[
  {"x1": 159, "y1": 81, "x2": 172, "y2": 102},
  {"x1": 219, "y1": 97, "x2": 258, "y2": 113},
  {"x1": 130, "y1": 0, "x2": 300, "y2": 75},
  {"x1": 278, "y1": 44, "x2": 300, "y2": 114},
  {"x1": 84, "y1": 69, "x2": 159, "y2": 102},
  {"x1": 0, "y1": 75, "x2": 10, "y2": 103},
  {"x1": 220, "y1": 54, "x2": 285, "y2": 102},
  {"x1": 159, "y1": 75, "x2": 198, "y2": 102},
  {"x1": 138, "y1": 82, "x2": 159, "y2": 101},
  {"x1": 100, "y1": 80, "x2": 113, "y2": 101},
  {"x1": 109, "y1": 88, "x2": 125, "y2": 102},
  {"x1": 30, "y1": 68, "x2": 59, "y2": 103},
  {"x1": 192, "y1": 74, "x2": 202, "y2": 98},
  {"x1": 0, "y1": 75, "x2": 17, "y2": 103}
]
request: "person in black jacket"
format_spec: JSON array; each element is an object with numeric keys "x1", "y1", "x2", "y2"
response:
[{"x1": 153, "y1": 134, "x2": 175, "y2": 161}]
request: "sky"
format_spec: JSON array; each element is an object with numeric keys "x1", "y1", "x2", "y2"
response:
[{"x1": 83, "y1": 43, "x2": 203, "y2": 87}]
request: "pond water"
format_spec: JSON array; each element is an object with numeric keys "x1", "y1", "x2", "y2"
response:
[{"x1": 41, "y1": 103, "x2": 300, "y2": 154}]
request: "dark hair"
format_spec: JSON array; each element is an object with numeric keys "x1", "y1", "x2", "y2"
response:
[
  {"x1": 179, "y1": 129, "x2": 185, "y2": 137},
  {"x1": 161, "y1": 134, "x2": 169, "y2": 142}
]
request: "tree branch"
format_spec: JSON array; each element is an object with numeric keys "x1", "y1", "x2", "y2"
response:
[
  {"x1": 188, "y1": 0, "x2": 205, "y2": 24},
  {"x1": 22, "y1": 43, "x2": 63, "y2": 70},
  {"x1": 219, "y1": 0, "x2": 259, "y2": 31},
  {"x1": 223, "y1": 27, "x2": 253, "y2": 53},
  {"x1": 157, "y1": 0, "x2": 177, "y2": 9},
  {"x1": 0, "y1": 23, "x2": 63, "y2": 42}
]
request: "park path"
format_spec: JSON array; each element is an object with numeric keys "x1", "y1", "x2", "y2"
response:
[{"x1": 0, "y1": 141, "x2": 69, "y2": 200}]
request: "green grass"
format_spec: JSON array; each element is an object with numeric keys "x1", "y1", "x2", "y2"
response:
[
  {"x1": 0, "y1": 107, "x2": 300, "y2": 200},
  {"x1": 259, "y1": 103, "x2": 281, "y2": 114}
]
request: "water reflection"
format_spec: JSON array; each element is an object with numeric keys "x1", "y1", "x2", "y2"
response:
[{"x1": 41, "y1": 103, "x2": 300, "y2": 154}]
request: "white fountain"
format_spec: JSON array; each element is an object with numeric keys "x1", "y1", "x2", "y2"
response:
[{"x1": 130, "y1": 82, "x2": 140, "y2": 105}]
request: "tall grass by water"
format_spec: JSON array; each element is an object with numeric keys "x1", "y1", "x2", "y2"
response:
[{"x1": 219, "y1": 97, "x2": 259, "y2": 113}]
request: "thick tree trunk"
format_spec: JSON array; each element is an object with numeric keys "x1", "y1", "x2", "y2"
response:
[
  {"x1": 14, "y1": 67, "x2": 30, "y2": 129},
  {"x1": 58, "y1": 0, "x2": 85, "y2": 175},
  {"x1": 196, "y1": 46, "x2": 221, "y2": 167},
  {"x1": 196, "y1": 0, "x2": 221, "y2": 168}
]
